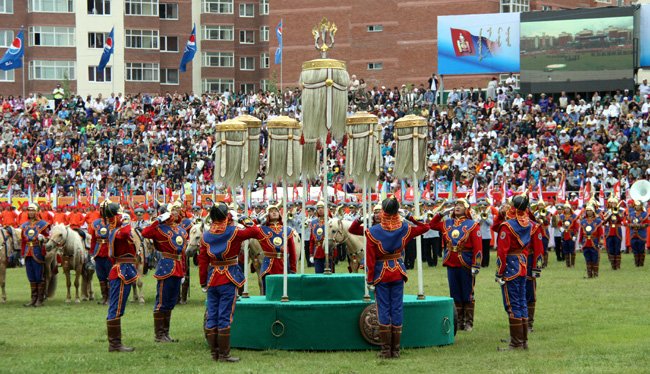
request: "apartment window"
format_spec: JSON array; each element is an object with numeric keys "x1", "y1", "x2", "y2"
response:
[
  {"x1": 159, "y1": 2, "x2": 177, "y2": 19},
  {"x1": 367, "y1": 62, "x2": 383, "y2": 70},
  {"x1": 259, "y1": 0, "x2": 268, "y2": 15},
  {"x1": 88, "y1": 32, "x2": 109, "y2": 48},
  {"x1": 240, "y1": 57, "x2": 254, "y2": 71},
  {"x1": 160, "y1": 36, "x2": 179, "y2": 52},
  {"x1": 202, "y1": 25, "x2": 234, "y2": 41},
  {"x1": 367, "y1": 25, "x2": 383, "y2": 32},
  {"x1": 29, "y1": 60, "x2": 76, "y2": 80},
  {"x1": 88, "y1": 66, "x2": 112, "y2": 82},
  {"x1": 125, "y1": 0, "x2": 158, "y2": 16},
  {"x1": 541, "y1": 5, "x2": 551, "y2": 10},
  {"x1": 260, "y1": 52, "x2": 269, "y2": 69},
  {"x1": 500, "y1": 0, "x2": 529, "y2": 13},
  {"x1": 0, "y1": 0, "x2": 13, "y2": 13},
  {"x1": 160, "y1": 68, "x2": 179, "y2": 84},
  {"x1": 88, "y1": 0, "x2": 110, "y2": 14},
  {"x1": 202, "y1": 0, "x2": 233, "y2": 14},
  {"x1": 30, "y1": 26, "x2": 76, "y2": 47},
  {"x1": 203, "y1": 51, "x2": 234, "y2": 67},
  {"x1": 126, "y1": 62, "x2": 159, "y2": 81},
  {"x1": 260, "y1": 26, "x2": 269, "y2": 42},
  {"x1": 240, "y1": 83, "x2": 254, "y2": 93},
  {"x1": 126, "y1": 29, "x2": 159, "y2": 49},
  {"x1": 29, "y1": 0, "x2": 74, "y2": 12},
  {"x1": 0, "y1": 30, "x2": 14, "y2": 47},
  {"x1": 239, "y1": 30, "x2": 254, "y2": 44},
  {"x1": 203, "y1": 78, "x2": 234, "y2": 93},
  {"x1": 239, "y1": 3, "x2": 253, "y2": 17},
  {"x1": 0, "y1": 69, "x2": 14, "y2": 81},
  {"x1": 260, "y1": 79, "x2": 269, "y2": 91}
]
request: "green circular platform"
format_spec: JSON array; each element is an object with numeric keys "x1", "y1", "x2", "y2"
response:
[{"x1": 229, "y1": 274, "x2": 455, "y2": 350}]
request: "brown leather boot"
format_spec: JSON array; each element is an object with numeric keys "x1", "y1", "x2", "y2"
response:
[
  {"x1": 527, "y1": 302, "x2": 535, "y2": 332},
  {"x1": 98, "y1": 281, "x2": 109, "y2": 305},
  {"x1": 107, "y1": 319, "x2": 135, "y2": 352},
  {"x1": 464, "y1": 301, "x2": 475, "y2": 332},
  {"x1": 616, "y1": 255, "x2": 622, "y2": 270},
  {"x1": 391, "y1": 325, "x2": 402, "y2": 358},
  {"x1": 179, "y1": 281, "x2": 189, "y2": 305},
  {"x1": 206, "y1": 327, "x2": 219, "y2": 361},
  {"x1": 24, "y1": 283, "x2": 37, "y2": 307},
  {"x1": 542, "y1": 253, "x2": 548, "y2": 268},
  {"x1": 641, "y1": 253, "x2": 646, "y2": 267},
  {"x1": 608, "y1": 254, "x2": 615, "y2": 269},
  {"x1": 570, "y1": 254, "x2": 576, "y2": 268},
  {"x1": 34, "y1": 282, "x2": 45, "y2": 307},
  {"x1": 586, "y1": 263, "x2": 592, "y2": 278},
  {"x1": 217, "y1": 328, "x2": 240, "y2": 362},
  {"x1": 455, "y1": 302, "x2": 465, "y2": 332},
  {"x1": 163, "y1": 311, "x2": 178, "y2": 342},
  {"x1": 154, "y1": 311, "x2": 169, "y2": 342},
  {"x1": 377, "y1": 325, "x2": 392, "y2": 359},
  {"x1": 498, "y1": 318, "x2": 524, "y2": 351},
  {"x1": 565, "y1": 255, "x2": 571, "y2": 268},
  {"x1": 521, "y1": 318, "x2": 529, "y2": 350},
  {"x1": 593, "y1": 263, "x2": 599, "y2": 277}
]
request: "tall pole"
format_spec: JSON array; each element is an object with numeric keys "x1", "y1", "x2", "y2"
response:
[
  {"x1": 414, "y1": 172, "x2": 425, "y2": 300},
  {"x1": 300, "y1": 177, "x2": 306, "y2": 274},
  {"x1": 242, "y1": 183, "x2": 250, "y2": 298},
  {"x1": 323, "y1": 146, "x2": 331, "y2": 274},
  {"x1": 280, "y1": 18, "x2": 283, "y2": 114},
  {"x1": 282, "y1": 181, "x2": 289, "y2": 301},
  {"x1": 362, "y1": 175, "x2": 370, "y2": 301}
]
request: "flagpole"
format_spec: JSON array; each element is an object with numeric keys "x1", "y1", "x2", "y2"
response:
[{"x1": 279, "y1": 18, "x2": 283, "y2": 114}]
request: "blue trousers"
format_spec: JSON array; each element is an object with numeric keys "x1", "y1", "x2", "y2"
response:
[
  {"x1": 95, "y1": 257, "x2": 112, "y2": 282},
  {"x1": 153, "y1": 276, "x2": 182, "y2": 312},
  {"x1": 205, "y1": 283, "x2": 238, "y2": 330},
  {"x1": 501, "y1": 276, "x2": 527, "y2": 319},
  {"x1": 447, "y1": 266, "x2": 474, "y2": 303},
  {"x1": 314, "y1": 258, "x2": 335, "y2": 274},
  {"x1": 562, "y1": 239, "x2": 575, "y2": 255},
  {"x1": 542, "y1": 237, "x2": 549, "y2": 254},
  {"x1": 606, "y1": 236, "x2": 621, "y2": 256},
  {"x1": 25, "y1": 257, "x2": 44, "y2": 283},
  {"x1": 631, "y1": 239, "x2": 645, "y2": 255},
  {"x1": 107, "y1": 279, "x2": 132, "y2": 320},
  {"x1": 583, "y1": 247, "x2": 599, "y2": 264},
  {"x1": 375, "y1": 281, "x2": 404, "y2": 326}
]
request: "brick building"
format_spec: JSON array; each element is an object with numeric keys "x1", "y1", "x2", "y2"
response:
[
  {"x1": 0, "y1": 0, "x2": 270, "y2": 97},
  {"x1": 269, "y1": 0, "x2": 634, "y2": 91}
]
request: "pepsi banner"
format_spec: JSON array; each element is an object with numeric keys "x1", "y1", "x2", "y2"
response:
[
  {"x1": 0, "y1": 30, "x2": 24, "y2": 71},
  {"x1": 437, "y1": 12, "x2": 520, "y2": 75}
]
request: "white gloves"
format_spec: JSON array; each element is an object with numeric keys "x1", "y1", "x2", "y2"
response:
[
  {"x1": 158, "y1": 212, "x2": 171, "y2": 222},
  {"x1": 309, "y1": 256, "x2": 314, "y2": 263}
]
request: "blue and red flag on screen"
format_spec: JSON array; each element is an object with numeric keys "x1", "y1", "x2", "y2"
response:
[
  {"x1": 0, "y1": 30, "x2": 24, "y2": 71},
  {"x1": 450, "y1": 28, "x2": 498, "y2": 60},
  {"x1": 97, "y1": 27, "x2": 114, "y2": 72},
  {"x1": 179, "y1": 24, "x2": 197, "y2": 72}
]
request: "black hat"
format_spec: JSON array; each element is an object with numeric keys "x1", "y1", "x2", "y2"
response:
[
  {"x1": 134, "y1": 207, "x2": 145, "y2": 214},
  {"x1": 512, "y1": 195, "x2": 529, "y2": 211},
  {"x1": 210, "y1": 202, "x2": 229, "y2": 221},
  {"x1": 101, "y1": 202, "x2": 121, "y2": 219},
  {"x1": 382, "y1": 197, "x2": 399, "y2": 215}
]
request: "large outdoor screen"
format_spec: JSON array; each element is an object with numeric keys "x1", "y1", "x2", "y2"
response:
[{"x1": 520, "y1": 7, "x2": 634, "y2": 93}]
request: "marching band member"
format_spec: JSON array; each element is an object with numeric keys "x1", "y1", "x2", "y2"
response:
[
  {"x1": 603, "y1": 197, "x2": 625, "y2": 270},
  {"x1": 103, "y1": 202, "x2": 138, "y2": 352},
  {"x1": 141, "y1": 201, "x2": 188, "y2": 343},
  {"x1": 365, "y1": 197, "x2": 433, "y2": 359},
  {"x1": 578, "y1": 205, "x2": 604, "y2": 278},
  {"x1": 20, "y1": 203, "x2": 50, "y2": 307},
  {"x1": 629, "y1": 201, "x2": 649, "y2": 267},
  {"x1": 558, "y1": 204, "x2": 579, "y2": 268},
  {"x1": 429, "y1": 198, "x2": 482, "y2": 332}
]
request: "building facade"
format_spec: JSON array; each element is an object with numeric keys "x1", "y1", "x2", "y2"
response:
[{"x1": 0, "y1": 0, "x2": 270, "y2": 97}]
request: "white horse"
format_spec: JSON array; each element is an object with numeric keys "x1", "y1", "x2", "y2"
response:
[
  {"x1": 45, "y1": 224, "x2": 94, "y2": 303},
  {"x1": 130, "y1": 228, "x2": 153, "y2": 304},
  {"x1": 328, "y1": 218, "x2": 365, "y2": 273},
  {"x1": 0, "y1": 227, "x2": 21, "y2": 302}
]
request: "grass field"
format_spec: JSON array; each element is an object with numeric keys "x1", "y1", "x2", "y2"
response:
[
  {"x1": 521, "y1": 52, "x2": 631, "y2": 72},
  {"x1": 2, "y1": 253, "x2": 650, "y2": 374}
]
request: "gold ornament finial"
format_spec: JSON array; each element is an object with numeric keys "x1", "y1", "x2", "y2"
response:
[{"x1": 312, "y1": 17, "x2": 338, "y2": 58}]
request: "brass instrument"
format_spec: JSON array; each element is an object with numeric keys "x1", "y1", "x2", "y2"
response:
[
  {"x1": 481, "y1": 211, "x2": 489, "y2": 220},
  {"x1": 288, "y1": 212, "x2": 294, "y2": 221},
  {"x1": 427, "y1": 211, "x2": 435, "y2": 220}
]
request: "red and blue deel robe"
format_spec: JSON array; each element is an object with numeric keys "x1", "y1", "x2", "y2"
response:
[
  {"x1": 259, "y1": 224, "x2": 297, "y2": 278},
  {"x1": 496, "y1": 219, "x2": 531, "y2": 319}
]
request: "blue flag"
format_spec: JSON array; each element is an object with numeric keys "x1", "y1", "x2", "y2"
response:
[
  {"x1": 97, "y1": 27, "x2": 114, "y2": 72},
  {"x1": 0, "y1": 30, "x2": 24, "y2": 71},
  {"x1": 179, "y1": 24, "x2": 197, "y2": 72},
  {"x1": 274, "y1": 20, "x2": 283, "y2": 64}
]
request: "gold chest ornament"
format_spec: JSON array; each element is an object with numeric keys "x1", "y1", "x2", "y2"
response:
[
  {"x1": 451, "y1": 229, "x2": 460, "y2": 239},
  {"x1": 175, "y1": 235, "x2": 184, "y2": 246},
  {"x1": 273, "y1": 237, "x2": 283, "y2": 247}
]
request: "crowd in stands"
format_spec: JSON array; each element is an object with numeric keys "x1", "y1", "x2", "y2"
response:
[{"x1": 1, "y1": 76, "x2": 650, "y2": 202}]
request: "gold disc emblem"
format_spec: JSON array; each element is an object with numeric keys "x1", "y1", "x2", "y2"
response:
[
  {"x1": 99, "y1": 228, "x2": 108, "y2": 236},
  {"x1": 585, "y1": 226, "x2": 592, "y2": 233},
  {"x1": 633, "y1": 218, "x2": 639, "y2": 224},
  {"x1": 316, "y1": 228, "x2": 323, "y2": 236},
  {"x1": 27, "y1": 229, "x2": 36, "y2": 237},
  {"x1": 175, "y1": 236, "x2": 184, "y2": 246},
  {"x1": 611, "y1": 215, "x2": 618, "y2": 222},
  {"x1": 564, "y1": 221, "x2": 570, "y2": 228},
  {"x1": 273, "y1": 237, "x2": 283, "y2": 247},
  {"x1": 451, "y1": 229, "x2": 460, "y2": 239}
]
